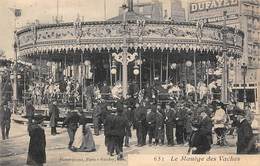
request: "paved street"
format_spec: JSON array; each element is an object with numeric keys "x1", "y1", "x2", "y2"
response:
[{"x1": 0, "y1": 120, "x2": 240, "y2": 166}]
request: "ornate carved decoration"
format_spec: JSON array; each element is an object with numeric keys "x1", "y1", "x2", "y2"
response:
[{"x1": 16, "y1": 21, "x2": 244, "y2": 57}]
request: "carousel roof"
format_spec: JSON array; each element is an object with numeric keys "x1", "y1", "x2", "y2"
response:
[{"x1": 15, "y1": 1, "x2": 244, "y2": 61}]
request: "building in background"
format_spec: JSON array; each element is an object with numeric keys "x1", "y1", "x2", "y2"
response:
[
  {"x1": 119, "y1": 0, "x2": 163, "y2": 20},
  {"x1": 188, "y1": 0, "x2": 260, "y2": 111},
  {"x1": 171, "y1": 0, "x2": 186, "y2": 21}
]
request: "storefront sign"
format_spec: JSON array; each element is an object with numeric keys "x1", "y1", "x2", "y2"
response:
[{"x1": 190, "y1": 0, "x2": 239, "y2": 13}]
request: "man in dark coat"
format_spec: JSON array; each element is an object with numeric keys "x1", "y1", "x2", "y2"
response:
[
  {"x1": 62, "y1": 109, "x2": 80, "y2": 149},
  {"x1": 92, "y1": 102, "x2": 102, "y2": 135},
  {"x1": 146, "y1": 105, "x2": 156, "y2": 145},
  {"x1": 49, "y1": 101, "x2": 60, "y2": 135},
  {"x1": 188, "y1": 121, "x2": 211, "y2": 154},
  {"x1": 199, "y1": 111, "x2": 213, "y2": 145},
  {"x1": 110, "y1": 102, "x2": 130, "y2": 160},
  {"x1": 25, "y1": 100, "x2": 35, "y2": 125},
  {"x1": 104, "y1": 108, "x2": 117, "y2": 156},
  {"x1": 27, "y1": 115, "x2": 46, "y2": 166},
  {"x1": 155, "y1": 106, "x2": 164, "y2": 146},
  {"x1": 134, "y1": 102, "x2": 146, "y2": 146},
  {"x1": 165, "y1": 104, "x2": 176, "y2": 146},
  {"x1": 175, "y1": 104, "x2": 185, "y2": 144},
  {"x1": 0, "y1": 103, "x2": 12, "y2": 140},
  {"x1": 236, "y1": 110, "x2": 257, "y2": 154},
  {"x1": 123, "y1": 103, "x2": 133, "y2": 147}
]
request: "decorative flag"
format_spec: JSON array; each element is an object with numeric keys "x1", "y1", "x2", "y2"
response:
[{"x1": 14, "y1": 9, "x2": 22, "y2": 17}]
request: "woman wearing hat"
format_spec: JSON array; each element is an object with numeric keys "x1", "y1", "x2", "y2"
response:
[
  {"x1": 27, "y1": 115, "x2": 46, "y2": 166},
  {"x1": 72, "y1": 111, "x2": 96, "y2": 152}
]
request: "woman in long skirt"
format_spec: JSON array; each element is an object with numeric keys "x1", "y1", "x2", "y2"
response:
[{"x1": 72, "y1": 113, "x2": 96, "y2": 152}]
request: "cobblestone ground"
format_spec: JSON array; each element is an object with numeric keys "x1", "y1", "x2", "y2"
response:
[{"x1": 0, "y1": 120, "x2": 242, "y2": 166}]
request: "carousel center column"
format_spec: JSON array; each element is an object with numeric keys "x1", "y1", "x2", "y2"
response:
[{"x1": 122, "y1": 6, "x2": 128, "y2": 99}]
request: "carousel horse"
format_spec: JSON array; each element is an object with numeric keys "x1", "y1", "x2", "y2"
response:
[
  {"x1": 198, "y1": 82, "x2": 208, "y2": 100},
  {"x1": 185, "y1": 83, "x2": 195, "y2": 96},
  {"x1": 208, "y1": 81, "x2": 217, "y2": 94},
  {"x1": 111, "y1": 83, "x2": 123, "y2": 99},
  {"x1": 94, "y1": 86, "x2": 101, "y2": 100},
  {"x1": 138, "y1": 89, "x2": 144, "y2": 103},
  {"x1": 168, "y1": 84, "x2": 181, "y2": 97}
]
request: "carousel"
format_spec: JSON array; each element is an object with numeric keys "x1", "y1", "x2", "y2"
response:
[{"x1": 15, "y1": 0, "x2": 244, "y2": 113}]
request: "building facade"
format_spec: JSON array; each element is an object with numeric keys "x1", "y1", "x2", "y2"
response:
[
  {"x1": 188, "y1": 0, "x2": 260, "y2": 110},
  {"x1": 171, "y1": 0, "x2": 186, "y2": 21}
]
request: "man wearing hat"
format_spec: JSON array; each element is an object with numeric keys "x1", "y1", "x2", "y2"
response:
[
  {"x1": 27, "y1": 115, "x2": 46, "y2": 166},
  {"x1": 49, "y1": 101, "x2": 60, "y2": 135},
  {"x1": 110, "y1": 102, "x2": 130, "y2": 160},
  {"x1": 212, "y1": 102, "x2": 227, "y2": 146},
  {"x1": 155, "y1": 104, "x2": 165, "y2": 146},
  {"x1": 146, "y1": 105, "x2": 156, "y2": 145},
  {"x1": 103, "y1": 105, "x2": 117, "y2": 156},
  {"x1": 62, "y1": 108, "x2": 80, "y2": 149},
  {"x1": 0, "y1": 102, "x2": 12, "y2": 140},
  {"x1": 175, "y1": 103, "x2": 186, "y2": 144},
  {"x1": 92, "y1": 102, "x2": 102, "y2": 136},
  {"x1": 122, "y1": 102, "x2": 133, "y2": 147},
  {"x1": 236, "y1": 109, "x2": 257, "y2": 154},
  {"x1": 165, "y1": 103, "x2": 176, "y2": 146},
  {"x1": 25, "y1": 99, "x2": 35, "y2": 125},
  {"x1": 188, "y1": 120, "x2": 211, "y2": 154},
  {"x1": 199, "y1": 111, "x2": 213, "y2": 146},
  {"x1": 134, "y1": 102, "x2": 146, "y2": 146}
]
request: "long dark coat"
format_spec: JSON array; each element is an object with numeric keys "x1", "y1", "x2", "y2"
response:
[
  {"x1": 199, "y1": 116, "x2": 213, "y2": 144},
  {"x1": 49, "y1": 104, "x2": 59, "y2": 127},
  {"x1": 189, "y1": 130, "x2": 211, "y2": 154},
  {"x1": 63, "y1": 112, "x2": 80, "y2": 130},
  {"x1": 237, "y1": 119, "x2": 257, "y2": 154},
  {"x1": 134, "y1": 107, "x2": 146, "y2": 128},
  {"x1": 110, "y1": 112, "x2": 130, "y2": 137},
  {"x1": 165, "y1": 109, "x2": 176, "y2": 126},
  {"x1": 104, "y1": 112, "x2": 116, "y2": 136},
  {"x1": 155, "y1": 111, "x2": 164, "y2": 140},
  {"x1": 27, "y1": 124, "x2": 46, "y2": 165}
]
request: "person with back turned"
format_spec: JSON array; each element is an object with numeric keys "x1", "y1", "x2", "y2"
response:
[
  {"x1": 110, "y1": 102, "x2": 130, "y2": 160},
  {"x1": 236, "y1": 109, "x2": 257, "y2": 154},
  {"x1": 27, "y1": 115, "x2": 46, "y2": 166},
  {"x1": 62, "y1": 107, "x2": 80, "y2": 150},
  {"x1": 165, "y1": 103, "x2": 176, "y2": 146},
  {"x1": 49, "y1": 101, "x2": 60, "y2": 135}
]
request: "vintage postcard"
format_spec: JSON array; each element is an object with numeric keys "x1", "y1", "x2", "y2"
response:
[{"x1": 0, "y1": 0, "x2": 259, "y2": 165}]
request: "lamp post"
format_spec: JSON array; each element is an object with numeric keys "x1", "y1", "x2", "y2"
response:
[
  {"x1": 221, "y1": 11, "x2": 228, "y2": 104},
  {"x1": 111, "y1": 4, "x2": 137, "y2": 99},
  {"x1": 74, "y1": 15, "x2": 83, "y2": 110},
  {"x1": 137, "y1": 19, "x2": 145, "y2": 90},
  {"x1": 241, "y1": 63, "x2": 247, "y2": 109},
  {"x1": 194, "y1": 20, "x2": 204, "y2": 102}
]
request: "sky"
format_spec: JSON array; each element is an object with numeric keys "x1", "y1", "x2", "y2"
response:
[{"x1": 0, "y1": 0, "x2": 188, "y2": 59}]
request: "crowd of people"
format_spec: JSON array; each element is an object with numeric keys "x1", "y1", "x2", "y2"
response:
[{"x1": 1, "y1": 80, "x2": 259, "y2": 165}]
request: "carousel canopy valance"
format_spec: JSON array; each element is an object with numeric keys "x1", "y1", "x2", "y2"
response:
[{"x1": 16, "y1": 19, "x2": 244, "y2": 58}]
